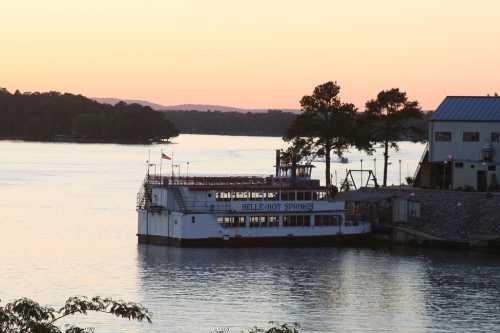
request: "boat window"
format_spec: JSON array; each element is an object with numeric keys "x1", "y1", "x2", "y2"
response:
[
  {"x1": 296, "y1": 192, "x2": 312, "y2": 201},
  {"x1": 251, "y1": 192, "x2": 265, "y2": 201},
  {"x1": 216, "y1": 192, "x2": 232, "y2": 201},
  {"x1": 217, "y1": 216, "x2": 246, "y2": 228},
  {"x1": 314, "y1": 215, "x2": 340, "y2": 226},
  {"x1": 282, "y1": 215, "x2": 310, "y2": 227},
  {"x1": 233, "y1": 192, "x2": 249, "y2": 201},
  {"x1": 314, "y1": 191, "x2": 326, "y2": 201},
  {"x1": 249, "y1": 215, "x2": 267, "y2": 227},
  {"x1": 267, "y1": 216, "x2": 279, "y2": 227},
  {"x1": 281, "y1": 191, "x2": 296, "y2": 201},
  {"x1": 235, "y1": 216, "x2": 246, "y2": 227},
  {"x1": 267, "y1": 192, "x2": 279, "y2": 201}
]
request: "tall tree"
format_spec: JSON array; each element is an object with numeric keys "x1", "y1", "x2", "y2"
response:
[
  {"x1": 364, "y1": 88, "x2": 423, "y2": 187},
  {"x1": 284, "y1": 81, "x2": 362, "y2": 187}
]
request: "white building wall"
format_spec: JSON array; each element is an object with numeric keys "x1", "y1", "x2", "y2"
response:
[
  {"x1": 429, "y1": 121, "x2": 500, "y2": 162},
  {"x1": 452, "y1": 162, "x2": 497, "y2": 190}
]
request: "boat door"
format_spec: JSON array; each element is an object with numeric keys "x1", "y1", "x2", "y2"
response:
[{"x1": 477, "y1": 170, "x2": 487, "y2": 192}]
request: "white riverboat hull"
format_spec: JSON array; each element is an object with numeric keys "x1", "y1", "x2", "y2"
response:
[{"x1": 137, "y1": 208, "x2": 371, "y2": 247}]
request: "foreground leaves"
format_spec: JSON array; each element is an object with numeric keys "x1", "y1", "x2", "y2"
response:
[{"x1": 0, "y1": 296, "x2": 151, "y2": 333}]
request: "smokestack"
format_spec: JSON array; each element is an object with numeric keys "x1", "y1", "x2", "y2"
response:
[{"x1": 275, "y1": 150, "x2": 281, "y2": 177}]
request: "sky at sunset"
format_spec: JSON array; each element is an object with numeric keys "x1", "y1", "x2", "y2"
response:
[{"x1": 1, "y1": 0, "x2": 499, "y2": 110}]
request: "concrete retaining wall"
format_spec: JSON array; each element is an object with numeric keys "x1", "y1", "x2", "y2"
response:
[{"x1": 360, "y1": 187, "x2": 500, "y2": 243}]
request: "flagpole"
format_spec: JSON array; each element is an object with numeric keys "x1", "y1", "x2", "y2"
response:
[
  {"x1": 171, "y1": 151, "x2": 174, "y2": 181},
  {"x1": 147, "y1": 149, "x2": 151, "y2": 178},
  {"x1": 159, "y1": 149, "x2": 163, "y2": 178}
]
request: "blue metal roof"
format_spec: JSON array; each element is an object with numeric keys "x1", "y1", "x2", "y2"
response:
[{"x1": 431, "y1": 96, "x2": 500, "y2": 121}]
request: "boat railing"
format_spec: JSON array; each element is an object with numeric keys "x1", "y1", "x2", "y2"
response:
[{"x1": 144, "y1": 175, "x2": 269, "y2": 187}]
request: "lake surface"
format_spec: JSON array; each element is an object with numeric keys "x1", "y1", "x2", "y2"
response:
[{"x1": 1, "y1": 135, "x2": 499, "y2": 333}]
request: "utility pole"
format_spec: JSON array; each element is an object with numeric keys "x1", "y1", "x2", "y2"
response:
[
  {"x1": 399, "y1": 159, "x2": 402, "y2": 187},
  {"x1": 360, "y1": 159, "x2": 363, "y2": 187}
]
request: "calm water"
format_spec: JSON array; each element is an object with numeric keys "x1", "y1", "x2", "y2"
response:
[{"x1": 1, "y1": 135, "x2": 499, "y2": 333}]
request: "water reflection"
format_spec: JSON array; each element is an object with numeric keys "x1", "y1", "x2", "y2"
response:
[{"x1": 136, "y1": 246, "x2": 500, "y2": 333}]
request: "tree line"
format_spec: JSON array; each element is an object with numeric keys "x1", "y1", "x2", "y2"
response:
[
  {"x1": 0, "y1": 88, "x2": 179, "y2": 143},
  {"x1": 162, "y1": 109, "x2": 297, "y2": 136},
  {"x1": 283, "y1": 81, "x2": 426, "y2": 187},
  {"x1": 0, "y1": 87, "x2": 427, "y2": 144}
]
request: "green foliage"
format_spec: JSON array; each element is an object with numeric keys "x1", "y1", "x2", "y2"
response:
[
  {"x1": 284, "y1": 81, "x2": 369, "y2": 186},
  {"x1": 0, "y1": 296, "x2": 151, "y2": 333},
  {"x1": 249, "y1": 322, "x2": 300, "y2": 333},
  {"x1": 0, "y1": 89, "x2": 178, "y2": 143},
  {"x1": 364, "y1": 88, "x2": 423, "y2": 186},
  {"x1": 212, "y1": 322, "x2": 300, "y2": 333},
  {"x1": 280, "y1": 137, "x2": 312, "y2": 165}
]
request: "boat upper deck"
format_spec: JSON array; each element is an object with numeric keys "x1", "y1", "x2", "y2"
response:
[{"x1": 144, "y1": 175, "x2": 324, "y2": 191}]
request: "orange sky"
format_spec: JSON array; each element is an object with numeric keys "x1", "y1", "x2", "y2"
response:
[{"x1": 1, "y1": 0, "x2": 499, "y2": 110}]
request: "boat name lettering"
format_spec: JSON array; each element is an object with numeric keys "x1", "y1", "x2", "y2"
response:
[{"x1": 240, "y1": 203, "x2": 314, "y2": 211}]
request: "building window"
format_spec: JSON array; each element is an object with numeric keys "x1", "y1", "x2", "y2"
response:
[
  {"x1": 454, "y1": 162, "x2": 464, "y2": 168},
  {"x1": 463, "y1": 132, "x2": 480, "y2": 142},
  {"x1": 492, "y1": 132, "x2": 499, "y2": 142},
  {"x1": 435, "y1": 132, "x2": 451, "y2": 141},
  {"x1": 488, "y1": 165, "x2": 496, "y2": 171}
]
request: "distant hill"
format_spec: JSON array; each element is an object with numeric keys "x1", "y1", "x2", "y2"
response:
[
  {"x1": 93, "y1": 98, "x2": 169, "y2": 111},
  {"x1": 93, "y1": 97, "x2": 299, "y2": 113}
]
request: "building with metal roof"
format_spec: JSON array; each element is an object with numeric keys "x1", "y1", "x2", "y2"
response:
[
  {"x1": 415, "y1": 96, "x2": 500, "y2": 191},
  {"x1": 431, "y1": 96, "x2": 500, "y2": 122}
]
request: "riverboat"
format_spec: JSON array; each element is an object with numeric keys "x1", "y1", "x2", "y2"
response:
[{"x1": 136, "y1": 151, "x2": 371, "y2": 246}]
